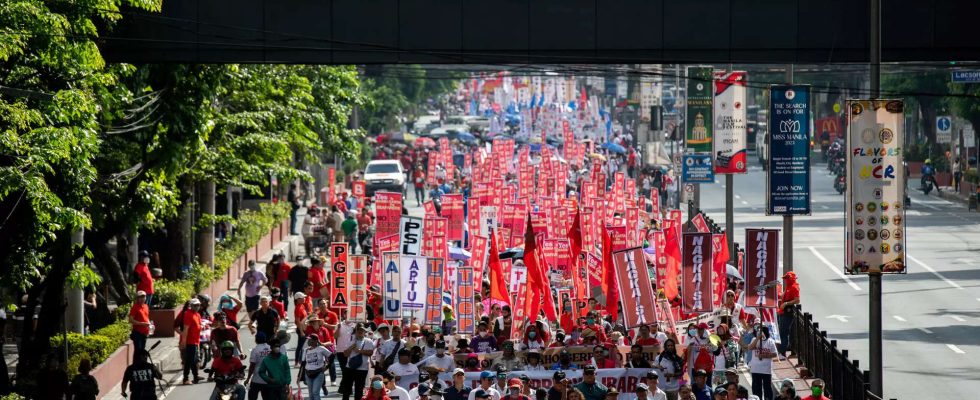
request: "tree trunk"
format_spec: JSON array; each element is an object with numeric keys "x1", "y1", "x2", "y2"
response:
[{"x1": 87, "y1": 232, "x2": 133, "y2": 304}]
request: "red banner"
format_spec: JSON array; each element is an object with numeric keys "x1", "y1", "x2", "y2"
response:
[
  {"x1": 457, "y1": 267, "x2": 476, "y2": 334},
  {"x1": 328, "y1": 167, "x2": 336, "y2": 204},
  {"x1": 745, "y1": 229, "x2": 779, "y2": 308},
  {"x1": 511, "y1": 281, "x2": 529, "y2": 338},
  {"x1": 424, "y1": 258, "x2": 445, "y2": 326},
  {"x1": 613, "y1": 247, "x2": 659, "y2": 328},
  {"x1": 330, "y1": 243, "x2": 349, "y2": 308},
  {"x1": 691, "y1": 213, "x2": 710, "y2": 233},
  {"x1": 586, "y1": 253, "x2": 603, "y2": 289},
  {"x1": 470, "y1": 235, "x2": 489, "y2": 295},
  {"x1": 348, "y1": 255, "x2": 368, "y2": 322},
  {"x1": 467, "y1": 198, "x2": 480, "y2": 248},
  {"x1": 650, "y1": 188, "x2": 661, "y2": 218},
  {"x1": 711, "y1": 234, "x2": 727, "y2": 309},
  {"x1": 444, "y1": 194, "x2": 464, "y2": 241},
  {"x1": 608, "y1": 225, "x2": 628, "y2": 252},
  {"x1": 374, "y1": 192, "x2": 403, "y2": 239},
  {"x1": 542, "y1": 239, "x2": 558, "y2": 271},
  {"x1": 669, "y1": 210, "x2": 682, "y2": 239},
  {"x1": 373, "y1": 234, "x2": 399, "y2": 287},
  {"x1": 553, "y1": 239, "x2": 572, "y2": 281},
  {"x1": 433, "y1": 235, "x2": 448, "y2": 265},
  {"x1": 626, "y1": 207, "x2": 639, "y2": 247},
  {"x1": 423, "y1": 200, "x2": 437, "y2": 217},
  {"x1": 352, "y1": 181, "x2": 366, "y2": 199},
  {"x1": 682, "y1": 233, "x2": 713, "y2": 314}
]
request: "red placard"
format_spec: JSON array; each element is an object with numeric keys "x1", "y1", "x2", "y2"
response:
[
  {"x1": 542, "y1": 239, "x2": 558, "y2": 270},
  {"x1": 608, "y1": 225, "x2": 628, "y2": 252},
  {"x1": 374, "y1": 192, "x2": 403, "y2": 239},
  {"x1": 433, "y1": 235, "x2": 448, "y2": 264},
  {"x1": 613, "y1": 247, "x2": 659, "y2": 327},
  {"x1": 650, "y1": 188, "x2": 661, "y2": 218},
  {"x1": 352, "y1": 181, "x2": 366, "y2": 199},
  {"x1": 348, "y1": 255, "x2": 368, "y2": 322},
  {"x1": 745, "y1": 229, "x2": 779, "y2": 308},
  {"x1": 653, "y1": 230, "x2": 668, "y2": 290},
  {"x1": 456, "y1": 267, "x2": 476, "y2": 334},
  {"x1": 466, "y1": 198, "x2": 480, "y2": 248},
  {"x1": 443, "y1": 194, "x2": 464, "y2": 241},
  {"x1": 424, "y1": 258, "x2": 445, "y2": 326},
  {"x1": 691, "y1": 213, "x2": 710, "y2": 233},
  {"x1": 510, "y1": 281, "x2": 529, "y2": 338},
  {"x1": 469, "y1": 235, "x2": 489, "y2": 295},
  {"x1": 330, "y1": 243, "x2": 349, "y2": 308},
  {"x1": 423, "y1": 200, "x2": 437, "y2": 217},
  {"x1": 586, "y1": 253, "x2": 603, "y2": 289},
  {"x1": 626, "y1": 207, "x2": 639, "y2": 247},
  {"x1": 711, "y1": 234, "x2": 727, "y2": 308},
  {"x1": 327, "y1": 167, "x2": 336, "y2": 204},
  {"x1": 682, "y1": 233, "x2": 713, "y2": 314},
  {"x1": 553, "y1": 239, "x2": 572, "y2": 280}
]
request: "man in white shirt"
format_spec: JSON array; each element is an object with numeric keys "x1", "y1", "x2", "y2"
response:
[
  {"x1": 374, "y1": 323, "x2": 403, "y2": 369},
  {"x1": 387, "y1": 349, "x2": 420, "y2": 391},
  {"x1": 635, "y1": 381, "x2": 667, "y2": 400},
  {"x1": 244, "y1": 332, "x2": 272, "y2": 399},
  {"x1": 418, "y1": 341, "x2": 455, "y2": 375},
  {"x1": 383, "y1": 371, "x2": 413, "y2": 400},
  {"x1": 467, "y1": 372, "x2": 501, "y2": 400},
  {"x1": 340, "y1": 324, "x2": 376, "y2": 400}
]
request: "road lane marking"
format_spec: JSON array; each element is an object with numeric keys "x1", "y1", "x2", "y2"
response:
[
  {"x1": 949, "y1": 315, "x2": 966, "y2": 322},
  {"x1": 741, "y1": 200, "x2": 749, "y2": 205},
  {"x1": 947, "y1": 344, "x2": 966, "y2": 354},
  {"x1": 907, "y1": 254, "x2": 964, "y2": 290},
  {"x1": 735, "y1": 194, "x2": 742, "y2": 199},
  {"x1": 893, "y1": 315, "x2": 906, "y2": 322},
  {"x1": 918, "y1": 327, "x2": 934, "y2": 334},
  {"x1": 820, "y1": 205, "x2": 829, "y2": 209},
  {"x1": 808, "y1": 246, "x2": 862, "y2": 291},
  {"x1": 826, "y1": 315, "x2": 850, "y2": 323},
  {"x1": 917, "y1": 201, "x2": 940, "y2": 210}
]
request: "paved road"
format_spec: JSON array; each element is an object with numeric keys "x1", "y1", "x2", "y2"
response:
[{"x1": 697, "y1": 154, "x2": 980, "y2": 400}]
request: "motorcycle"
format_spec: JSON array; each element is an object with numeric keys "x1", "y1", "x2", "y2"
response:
[
  {"x1": 922, "y1": 174, "x2": 936, "y2": 196},
  {"x1": 198, "y1": 319, "x2": 213, "y2": 370},
  {"x1": 834, "y1": 172, "x2": 846, "y2": 195},
  {"x1": 204, "y1": 370, "x2": 245, "y2": 400},
  {"x1": 830, "y1": 155, "x2": 846, "y2": 176}
]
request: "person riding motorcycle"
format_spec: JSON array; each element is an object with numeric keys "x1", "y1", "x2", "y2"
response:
[
  {"x1": 921, "y1": 159, "x2": 940, "y2": 193},
  {"x1": 209, "y1": 341, "x2": 247, "y2": 400}
]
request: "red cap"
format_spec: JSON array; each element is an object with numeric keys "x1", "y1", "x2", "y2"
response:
[
  {"x1": 508, "y1": 378, "x2": 523, "y2": 388},
  {"x1": 697, "y1": 323, "x2": 709, "y2": 329}
]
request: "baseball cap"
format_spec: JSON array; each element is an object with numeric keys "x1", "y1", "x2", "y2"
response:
[
  {"x1": 583, "y1": 364, "x2": 597, "y2": 372},
  {"x1": 453, "y1": 368, "x2": 465, "y2": 376},
  {"x1": 636, "y1": 383, "x2": 649, "y2": 392},
  {"x1": 435, "y1": 340, "x2": 447, "y2": 349},
  {"x1": 189, "y1": 298, "x2": 201, "y2": 305},
  {"x1": 553, "y1": 371, "x2": 566, "y2": 380},
  {"x1": 697, "y1": 322, "x2": 709, "y2": 329},
  {"x1": 695, "y1": 369, "x2": 709, "y2": 377},
  {"x1": 725, "y1": 367, "x2": 738, "y2": 375},
  {"x1": 646, "y1": 370, "x2": 659, "y2": 379},
  {"x1": 293, "y1": 292, "x2": 307, "y2": 300},
  {"x1": 508, "y1": 378, "x2": 522, "y2": 388},
  {"x1": 606, "y1": 388, "x2": 619, "y2": 396},
  {"x1": 479, "y1": 371, "x2": 495, "y2": 380},
  {"x1": 378, "y1": 323, "x2": 390, "y2": 330},
  {"x1": 474, "y1": 390, "x2": 491, "y2": 399},
  {"x1": 417, "y1": 383, "x2": 431, "y2": 396}
]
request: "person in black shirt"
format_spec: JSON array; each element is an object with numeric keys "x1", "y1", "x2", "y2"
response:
[
  {"x1": 122, "y1": 350, "x2": 162, "y2": 400},
  {"x1": 445, "y1": 368, "x2": 472, "y2": 400},
  {"x1": 248, "y1": 296, "x2": 280, "y2": 338},
  {"x1": 547, "y1": 371, "x2": 569, "y2": 400},
  {"x1": 288, "y1": 258, "x2": 310, "y2": 297},
  {"x1": 625, "y1": 344, "x2": 652, "y2": 368}
]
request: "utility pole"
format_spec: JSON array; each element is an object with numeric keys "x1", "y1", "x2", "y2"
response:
[
  {"x1": 784, "y1": 64, "x2": 794, "y2": 273},
  {"x1": 198, "y1": 181, "x2": 216, "y2": 268},
  {"x1": 869, "y1": 0, "x2": 884, "y2": 396},
  {"x1": 67, "y1": 228, "x2": 85, "y2": 334}
]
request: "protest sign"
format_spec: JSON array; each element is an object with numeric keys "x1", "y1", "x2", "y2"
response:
[
  {"x1": 375, "y1": 192, "x2": 403, "y2": 239},
  {"x1": 400, "y1": 255, "x2": 427, "y2": 311},
  {"x1": 348, "y1": 255, "x2": 368, "y2": 322},
  {"x1": 382, "y1": 252, "x2": 401, "y2": 319},
  {"x1": 457, "y1": 267, "x2": 476, "y2": 335},
  {"x1": 424, "y1": 258, "x2": 444, "y2": 326},
  {"x1": 682, "y1": 232, "x2": 713, "y2": 313},
  {"x1": 613, "y1": 247, "x2": 658, "y2": 327},
  {"x1": 745, "y1": 228, "x2": 779, "y2": 308},
  {"x1": 400, "y1": 216, "x2": 424, "y2": 256},
  {"x1": 330, "y1": 243, "x2": 349, "y2": 308}
]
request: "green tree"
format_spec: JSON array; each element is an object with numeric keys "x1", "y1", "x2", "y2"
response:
[{"x1": 883, "y1": 70, "x2": 948, "y2": 145}]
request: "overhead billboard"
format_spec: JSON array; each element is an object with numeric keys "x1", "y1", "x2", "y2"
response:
[
  {"x1": 846, "y1": 100, "x2": 906, "y2": 274},
  {"x1": 767, "y1": 85, "x2": 812, "y2": 215}
]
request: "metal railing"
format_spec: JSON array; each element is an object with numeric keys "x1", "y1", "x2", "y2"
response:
[{"x1": 787, "y1": 305, "x2": 879, "y2": 400}]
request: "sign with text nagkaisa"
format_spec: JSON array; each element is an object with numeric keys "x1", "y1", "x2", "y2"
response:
[
  {"x1": 330, "y1": 243, "x2": 349, "y2": 308},
  {"x1": 613, "y1": 247, "x2": 658, "y2": 328},
  {"x1": 744, "y1": 229, "x2": 778, "y2": 308},
  {"x1": 682, "y1": 232, "x2": 713, "y2": 314},
  {"x1": 767, "y1": 85, "x2": 811, "y2": 215},
  {"x1": 348, "y1": 255, "x2": 368, "y2": 322},
  {"x1": 846, "y1": 100, "x2": 906, "y2": 274}
]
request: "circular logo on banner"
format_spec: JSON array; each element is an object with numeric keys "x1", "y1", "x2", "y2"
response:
[
  {"x1": 868, "y1": 217, "x2": 877, "y2": 226},
  {"x1": 786, "y1": 89, "x2": 796, "y2": 100},
  {"x1": 855, "y1": 217, "x2": 864, "y2": 226},
  {"x1": 879, "y1": 128, "x2": 894, "y2": 144},
  {"x1": 736, "y1": 161, "x2": 745, "y2": 169},
  {"x1": 851, "y1": 102, "x2": 864, "y2": 115},
  {"x1": 893, "y1": 214, "x2": 903, "y2": 226},
  {"x1": 880, "y1": 229, "x2": 891, "y2": 240},
  {"x1": 894, "y1": 243, "x2": 903, "y2": 252},
  {"x1": 833, "y1": 103, "x2": 842, "y2": 113},
  {"x1": 855, "y1": 203, "x2": 865, "y2": 212},
  {"x1": 893, "y1": 229, "x2": 903, "y2": 239},
  {"x1": 880, "y1": 243, "x2": 891, "y2": 254},
  {"x1": 867, "y1": 229, "x2": 879, "y2": 241},
  {"x1": 697, "y1": 83, "x2": 704, "y2": 91},
  {"x1": 854, "y1": 229, "x2": 865, "y2": 240},
  {"x1": 686, "y1": 157, "x2": 695, "y2": 167},
  {"x1": 880, "y1": 215, "x2": 889, "y2": 226},
  {"x1": 880, "y1": 201, "x2": 889, "y2": 212},
  {"x1": 867, "y1": 202, "x2": 878, "y2": 212},
  {"x1": 855, "y1": 243, "x2": 865, "y2": 254},
  {"x1": 862, "y1": 128, "x2": 875, "y2": 144},
  {"x1": 874, "y1": 188, "x2": 883, "y2": 199}
]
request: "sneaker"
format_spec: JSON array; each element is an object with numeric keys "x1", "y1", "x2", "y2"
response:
[{"x1": 193, "y1": 376, "x2": 203, "y2": 384}]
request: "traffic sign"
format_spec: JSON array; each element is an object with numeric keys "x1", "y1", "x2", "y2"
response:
[
  {"x1": 937, "y1": 116, "x2": 952, "y2": 143},
  {"x1": 952, "y1": 70, "x2": 980, "y2": 83}
]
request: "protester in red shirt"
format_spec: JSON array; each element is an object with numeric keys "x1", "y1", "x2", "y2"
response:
[
  {"x1": 293, "y1": 292, "x2": 312, "y2": 366},
  {"x1": 801, "y1": 379, "x2": 830, "y2": 400},
  {"x1": 128, "y1": 291, "x2": 152, "y2": 353},
  {"x1": 179, "y1": 298, "x2": 203, "y2": 384},
  {"x1": 304, "y1": 317, "x2": 335, "y2": 347},
  {"x1": 308, "y1": 257, "x2": 327, "y2": 302},
  {"x1": 777, "y1": 271, "x2": 801, "y2": 356},
  {"x1": 133, "y1": 251, "x2": 155, "y2": 306},
  {"x1": 210, "y1": 341, "x2": 247, "y2": 399},
  {"x1": 217, "y1": 295, "x2": 244, "y2": 329},
  {"x1": 559, "y1": 299, "x2": 575, "y2": 333},
  {"x1": 271, "y1": 254, "x2": 292, "y2": 311},
  {"x1": 315, "y1": 298, "x2": 339, "y2": 331},
  {"x1": 270, "y1": 287, "x2": 287, "y2": 320}
]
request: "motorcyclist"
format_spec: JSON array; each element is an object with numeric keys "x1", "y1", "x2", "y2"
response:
[
  {"x1": 210, "y1": 341, "x2": 247, "y2": 400},
  {"x1": 921, "y1": 159, "x2": 940, "y2": 192}
]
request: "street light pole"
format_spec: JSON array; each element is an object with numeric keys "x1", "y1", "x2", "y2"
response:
[
  {"x1": 869, "y1": 0, "x2": 884, "y2": 396},
  {"x1": 784, "y1": 65, "x2": 794, "y2": 273}
]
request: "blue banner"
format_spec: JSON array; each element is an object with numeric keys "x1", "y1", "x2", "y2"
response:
[
  {"x1": 767, "y1": 85, "x2": 811, "y2": 215},
  {"x1": 682, "y1": 153, "x2": 714, "y2": 183}
]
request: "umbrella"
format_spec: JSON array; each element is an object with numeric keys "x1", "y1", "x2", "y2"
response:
[
  {"x1": 415, "y1": 137, "x2": 436, "y2": 148},
  {"x1": 449, "y1": 246, "x2": 471, "y2": 261},
  {"x1": 456, "y1": 131, "x2": 478, "y2": 144},
  {"x1": 726, "y1": 264, "x2": 743, "y2": 281},
  {"x1": 403, "y1": 132, "x2": 419, "y2": 143},
  {"x1": 600, "y1": 142, "x2": 627, "y2": 154},
  {"x1": 588, "y1": 153, "x2": 607, "y2": 162}
]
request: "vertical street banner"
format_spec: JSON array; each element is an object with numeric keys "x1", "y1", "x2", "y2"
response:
[
  {"x1": 327, "y1": 167, "x2": 336, "y2": 204},
  {"x1": 424, "y1": 258, "x2": 444, "y2": 326},
  {"x1": 373, "y1": 234, "x2": 399, "y2": 289},
  {"x1": 456, "y1": 267, "x2": 476, "y2": 335},
  {"x1": 613, "y1": 247, "x2": 659, "y2": 328},
  {"x1": 713, "y1": 71, "x2": 748, "y2": 174},
  {"x1": 586, "y1": 253, "x2": 603, "y2": 292},
  {"x1": 442, "y1": 193, "x2": 464, "y2": 241},
  {"x1": 423, "y1": 201, "x2": 437, "y2": 217},
  {"x1": 400, "y1": 255, "x2": 427, "y2": 311},
  {"x1": 710, "y1": 234, "x2": 726, "y2": 308},
  {"x1": 510, "y1": 282, "x2": 529, "y2": 339},
  {"x1": 653, "y1": 231, "x2": 668, "y2": 290},
  {"x1": 444, "y1": 260, "x2": 460, "y2": 299},
  {"x1": 470, "y1": 235, "x2": 489, "y2": 294},
  {"x1": 745, "y1": 229, "x2": 779, "y2": 308},
  {"x1": 375, "y1": 192, "x2": 403, "y2": 239},
  {"x1": 382, "y1": 252, "x2": 401, "y2": 319},
  {"x1": 686, "y1": 66, "x2": 714, "y2": 153},
  {"x1": 682, "y1": 232, "x2": 713, "y2": 314},
  {"x1": 608, "y1": 226, "x2": 628, "y2": 252},
  {"x1": 348, "y1": 255, "x2": 368, "y2": 322},
  {"x1": 330, "y1": 243, "x2": 349, "y2": 308},
  {"x1": 767, "y1": 85, "x2": 812, "y2": 215},
  {"x1": 846, "y1": 100, "x2": 907, "y2": 274},
  {"x1": 352, "y1": 181, "x2": 366, "y2": 199},
  {"x1": 399, "y1": 216, "x2": 424, "y2": 256}
]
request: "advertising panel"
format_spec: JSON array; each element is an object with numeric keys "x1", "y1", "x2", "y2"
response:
[{"x1": 767, "y1": 85, "x2": 812, "y2": 215}]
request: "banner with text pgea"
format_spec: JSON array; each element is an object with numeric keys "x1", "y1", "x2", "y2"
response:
[
  {"x1": 846, "y1": 100, "x2": 906, "y2": 274},
  {"x1": 767, "y1": 85, "x2": 811, "y2": 215}
]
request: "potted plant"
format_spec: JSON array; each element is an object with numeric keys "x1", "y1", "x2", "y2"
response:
[{"x1": 148, "y1": 280, "x2": 194, "y2": 337}]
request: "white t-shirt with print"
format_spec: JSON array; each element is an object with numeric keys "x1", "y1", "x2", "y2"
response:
[
  {"x1": 749, "y1": 337, "x2": 777, "y2": 375},
  {"x1": 303, "y1": 346, "x2": 332, "y2": 370},
  {"x1": 388, "y1": 362, "x2": 420, "y2": 391},
  {"x1": 248, "y1": 344, "x2": 272, "y2": 384},
  {"x1": 348, "y1": 337, "x2": 376, "y2": 371},
  {"x1": 467, "y1": 387, "x2": 501, "y2": 400},
  {"x1": 389, "y1": 385, "x2": 412, "y2": 400}
]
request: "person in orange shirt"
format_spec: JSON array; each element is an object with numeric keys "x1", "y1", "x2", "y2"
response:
[
  {"x1": 133, "y1": 251, "x2": 155, "y2": 306},
  {"x1": 179, "y1": 298, "x2": 203, "y2": 385},
  {"x1": 128, "y1": 291, "x2": 152, "y2": 352},
  {"x1": 309, "y1": 257, "x2": 328, "y2": 303},
  {"x1": 293, "y1": 292, "x2": 313, "y2": 367}
]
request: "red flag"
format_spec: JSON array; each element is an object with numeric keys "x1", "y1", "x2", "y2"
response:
[
  {"x1": 663, "y1": 224, "x2": 682, "y2": 301},
  {"x1": 487, "y1": 230, "x2": 511, "y2": 306},
  {"x1": 601, "y1": 226, "x2": 620, "y2": 321},
  {"x1": 525, "y1": 215, "x2": 558, "y2": 322}
]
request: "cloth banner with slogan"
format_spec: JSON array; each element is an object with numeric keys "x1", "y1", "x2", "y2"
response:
[
  {"x1": 330, "y1": 243, "x2": 349, "y2": 308},
  {"x1": 382, "y1": 252, "x2": 401, "y2": 319},
  {"x1": 400, "y1": 255, "x2": 427, "y2": 312},
  {"x1": 424, "y1": 258, "x2": 444, "y2": 327},
  {"x1": 612, "y1": 247, "x2": 659, "y2": 328},
  {"x1": 443, "y1": 194, "x2": 465, "y2": 241},
  {"x1": 745, "y1": 228, "x2": 779, "y2": 308},
  {"x1": 456, "y1": 267, "x2": 476, "y2": 335},
  {"x1": 447, "y1": 346, "x2": 659, "y2": 373},
  {"x1": 347, "y1": 255, "x2": 368, "y2": 322},
  {"x1": 682, "y1": 232, "x2": 713, "y2": 313}
]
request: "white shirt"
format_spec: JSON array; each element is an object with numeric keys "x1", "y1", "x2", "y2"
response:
[
  {"x1": 376, "y1": 337, "x2": 405, "y2": 362},
  {"x1": 749, "y1": 337, "x2": 777, "y2": 375},
  {"x1": 336, "y1": 322, "x2": 356, "y2": 352},
  {"x1": 349, "y1": 337, "x2": 376, "y2": 371},
  {"x1": 654, "y1": 355, "x2": 681, "y2": 392},
  {"x1": 634, "y1": 389, "x2": 668, "y2": 400},
  {"x1": 248, "y1": 344, "x2": 272, "y2": 384},
  {"x1": 467, "y1": 387, "x2": 501, "y2": 400},
  {"x1": 419, "y1": 353, "x2": 455, "y2": 373},
  {"x1": 304, "y1": 346, "x2": 333, "y2": 370},
  {"x1": 389, "y1": 385, "x2": 412, "y2": 400},
  {"x1": 388, "y1": 362, "x2": 420, "y2": 391}
]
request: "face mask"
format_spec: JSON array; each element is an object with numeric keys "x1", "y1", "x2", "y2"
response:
[
  {"x1": 480, "y1": 331, "x2": 488, "y2": 337},
  {"x1": 688, "y1": 329, "x2": 697, "y2": 336},
  {"x1": 811, "y1": 387, "x2": 822, "y2": 397},
  {"x1": 586, "y1": 319, "x2": 595, "y2": 325},
  {"x1": 142, "y1": 257, "x2": 150, "y2": 264},
  {"x1": 529, "y1": 332, "x2": 537, "y2": 339},
  {"x1": 372, "y1": 381, "x2": 384, "y2": 390},
  {"x1": 272, "y1": 347, "x2": 281, "y2": 354}
]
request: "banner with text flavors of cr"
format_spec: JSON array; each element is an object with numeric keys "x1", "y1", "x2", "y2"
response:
[
  {"x1": 767, "y1": 85, "x2": 812, "y2": 215},
  {"x1": 846, "y1": 100, "x2": 906, "y2": 274},
  {"x1": 682, "y1": 153, "x2": 714, "y2": 183},
  {"x1": 686, "y1": 66, "x2": 714, "y2": 153}
]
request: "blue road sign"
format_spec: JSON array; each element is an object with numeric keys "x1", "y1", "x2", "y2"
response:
[
  {"x1": 682, "y1": 153, "x2": 714, "y2": 183},
  {"x1": 952, "y1": 70, "x2": 980, "y2": 83},
  {"x1": 937, "y1": 116, "x2": 951, "y2": 132}
]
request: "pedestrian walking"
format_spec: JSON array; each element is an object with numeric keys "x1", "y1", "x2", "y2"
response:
[
  {"x1": 121, "y1": 349, "x2": 163, "y2": 400},
  {"x1": 748, "y1": 325, "x2": 778, "y2": 400},
  {"x1": 238, "y1": 261, "x2": 268, "y2": 315},
  {"x1": 128, "y1": 290, "x2": 152, "y2": 353}
]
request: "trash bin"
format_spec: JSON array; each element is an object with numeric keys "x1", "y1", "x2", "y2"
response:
[{"x1": 970, "y1": 194, "x2": 978, "y2": 211}]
